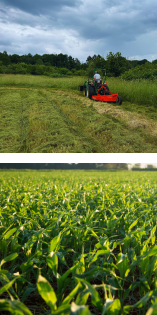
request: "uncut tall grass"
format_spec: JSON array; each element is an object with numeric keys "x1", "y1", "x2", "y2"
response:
[
  {"x1": 107, "y1": 77, "x2": 157, "y2": 107},
  {"x1": 0, "y1": 74, "x2": 157, "y2": 107},
  {"x1": 0, "y1": 74, "x2": 85, "y2": 91}
]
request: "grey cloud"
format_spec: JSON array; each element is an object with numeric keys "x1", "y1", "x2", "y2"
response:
[
  {"x1": 0, "y1": 8, "x2": 6, "y2": 13},
  {"x1": 56, "y1": 0, "x2": 157, "y2": 44},
  {"x1": 1, "y1": 0, "x2": 82, "y2": 15},
  {"x1": 0, "y1": 0, "x2": 157, "y2": 61},
  {"x1": 0, "y1": 39, "x2": 12, "y2": 46}
]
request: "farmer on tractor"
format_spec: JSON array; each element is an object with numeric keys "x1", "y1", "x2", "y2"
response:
[
  {"x1": 94, "y1": 71, "x2": 102, "y2": 86},
  {"x1": 94, "y1": 71, "x2": 109, "y2": 94},
  {"x1": 94, "y1": 71, "x2": 101, "y2": 80}
]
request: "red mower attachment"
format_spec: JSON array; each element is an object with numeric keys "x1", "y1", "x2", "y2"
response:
[{"x1": 92, "y1": 85, "x2": 122, "y2": 105}]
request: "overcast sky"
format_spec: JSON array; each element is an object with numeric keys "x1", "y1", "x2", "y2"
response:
[{"x1": 0, "y1": 0, "x2": 157, "y2": 62}]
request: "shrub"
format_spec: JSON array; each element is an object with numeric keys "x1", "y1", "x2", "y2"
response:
[
  {"x1": 59, "y1": 68, "x2": 69, "y2": 75},
  {"x1": 67, "y1": 71, "x2": 73, "y2": 75},
  {"x1": 43, "y1": 72, "x2": 50, "y2": 76},
  {"x1": 35, "y1": 65, "x2": 45, "y2": 75}
]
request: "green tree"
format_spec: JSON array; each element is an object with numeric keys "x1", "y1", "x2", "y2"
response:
[
  {"x1": 10, "y1": 54, "x2": 20, "y2": 64},
  {"x1": 147, "y1": 164, "x2": 154, "y2": 169},
  {"x1": 35, "y1": 59, "x2": 43, "y2": 65},
  {"x1": 106, "y1": 52, "x2": 131, "y2": 77},
  {"x1": 95, "y1": 55, "x2": 106, "y2": 68},
  {"x1": 133, "y1": 163, "x2": 141, "y2": 169},
  {"x1": 45, "y1": 62, "x2": 51, "y2": 66},
  {"x1": 26, "y1": 53, "x2": 33, "y2": 64},
  {"x1": 74, "y1": 58, "x2": 81, "y2": 70},
  {"x1": 33, "y1": 54, "x2": 42, "y2": 64},
  {"x1": 0, "y1": 51, "x2": 11, "y2": 66},
  {"x1": 67, "y1": 56, "x2": 76, "y2": 70},
  {"x1": 152, "y1": 59, "x2": 157, "y2": 65},
  {"x1": 106, "y1": 52, "x2": 120, "y2": 76}
]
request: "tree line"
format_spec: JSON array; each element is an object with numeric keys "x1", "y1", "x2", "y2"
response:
[
  {"x1": 0, "y1": 163, "x2": 128, "y2": 170},
  {"x1": 1, "y1": 164, "x2": 157, "y2": 170},
  {"x1": 0, "y1": 50, "x2": 156, "y2": 78},
  {"x1": 132, "y1": 164, "x2": 157, "y2": 171}
]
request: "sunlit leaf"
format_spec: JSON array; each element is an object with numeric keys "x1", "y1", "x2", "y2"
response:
[
  {"x1": 37, "y1": 275, "x2": 57, "y2": 311},
  {"x1": 0, "y1": 299, "x2": 33, "y2": 315},
  {"x1": 0, "y1": 253, "x2": 18, "y2": 268}
]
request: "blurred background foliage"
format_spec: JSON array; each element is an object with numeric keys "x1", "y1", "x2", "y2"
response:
[{"x1": 1, "y1": 50, "x2": 157, "y2": 80}]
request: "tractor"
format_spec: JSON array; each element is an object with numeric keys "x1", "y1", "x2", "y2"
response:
[{"x1": 79, "y1": 68, "x2": 122, "y2": 105}]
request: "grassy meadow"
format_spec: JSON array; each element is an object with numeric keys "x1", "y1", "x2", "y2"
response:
[
  {"x1": 0, "y1": 170, "x2": 157, "y2": 315},
  {"x1": 0, "y1": 74, "x2": 157, "y2": 152}
]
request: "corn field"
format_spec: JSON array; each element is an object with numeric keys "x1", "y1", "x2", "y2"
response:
[{"x1": 0, "y1": 170, "x2": 157, "y2": 315}]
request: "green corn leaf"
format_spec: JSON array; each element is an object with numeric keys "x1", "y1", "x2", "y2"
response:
[
  {"x1": 3, "y1": 228, "x2": 17, "y2": 240},
  {"x1": 133, "y1": 291, "x2": 153, "y2": 308},
  {"x1": 75, "y1": 278, "x2": 103, "y2": 311},
  {"x1": 0, "y1": 273, "x2": 19, "y2": 299},
  {"x1": 79, "y1": 255, "x2": 85, "y2": 274},
  {"x1": 117, "y1": 253, "x2": 130, "y2": 279},
  {"x1": 94, "y1": 283, "x2": 122, "y2": 292},
  {"x1": 102, "y1": 298, "x2": 121, "y2": 315},
  {"x1": 62, "y1": 282, "x2": 81, "y2": 305},
  {"x1": 58, "y1": 263, "x2": 79, "y2": 292},
  {"x1": 150, "y1": 226, "x2": 156, "y2": 245},
  {"x1": 0, "y1": 240, "x2": 7, "y2": 258},
  {"x1": 70, "y1": 302, "x2": 91, "y2": 314},
  {"x1": 20, "y1": 260, "x2": 33, "y2": 274},
  {"x1": 48, "y1": 304, "x2": 71, "y2": 314},
  {"x1": 122, "y1": 305, "x2": 131, "y2": 315},
  {"x1": 0, "y1": 253, "x2": 18, "y2": 268},
  {"x1": 146, "y1": 303, "x2": 157, "y2": 315},
  {"x1": 86, "y1": 227, "x2": 99, "y2": 240},
  {"x1": 0, "y1": 276, "x2": 19, "y2": 295},
  {"x1": 0, "y1": 299, "x2": 33, "y2": 315},
  {"x1": 147, "y1": 257, "x2": 157, "y2": 282},
  {"x1": 21, "y1": 286, "x2": 36, "y2": 302},
  {"x1": 142, "y1": 245, "x2": 157, "y2": 259},
  {"x1": 37, "y1": 274, "x2": 57, "y2": 311},
  {"x1": 91, "y1": 249, "x2": 111, "y2": 264},
  {"x1": 47, "y1": 252, "x2": 58, "y2": 275},
  {"x1": 75, "y1": 266, "x2": 118, "y2": 282},
  {"x1": 50, "y1": 234, "x2": 61, "y2": 252},
  {"x1": 11, "y1": 232, "x2": 20, "y2": 253},
  {"x1": 75, "y1": 290, "x2": 90, "y2": 306},
  {"x1": 56, "y1": 252, "x2": 67, "y2": 266},
  {"x1": 128, "y1": 219, "x2": 139, "y2": 232},
  {"x1": 0, "y1": 224, "x2": 14, "y2": 240}
]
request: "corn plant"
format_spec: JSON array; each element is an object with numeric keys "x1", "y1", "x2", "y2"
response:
[{"x1": 0, "y1": 170, "x2": 157, "y2": 314}]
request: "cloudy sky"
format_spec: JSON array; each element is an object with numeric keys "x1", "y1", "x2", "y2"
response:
[{"x1": 0, "y1": 0, "x2": 157, "y2": 62}]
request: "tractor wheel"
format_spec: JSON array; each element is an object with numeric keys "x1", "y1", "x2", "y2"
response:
[
  {"x1": 116, "y1": 96, "x2": 122, "y2": 105},
  {"x1": 84, "y1": 88, "x2": 87, "y2": 97},
  {"x1": 86, "y1": 85, "x2": 94, "y2": 99}
]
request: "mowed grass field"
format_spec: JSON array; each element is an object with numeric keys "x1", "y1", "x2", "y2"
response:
[
  {"x1": 0, "y1": 170, "x2": 157, "y2": 315},
  {"x1": 0, "y1": 75, "x2": 157, "y2": 152}
]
